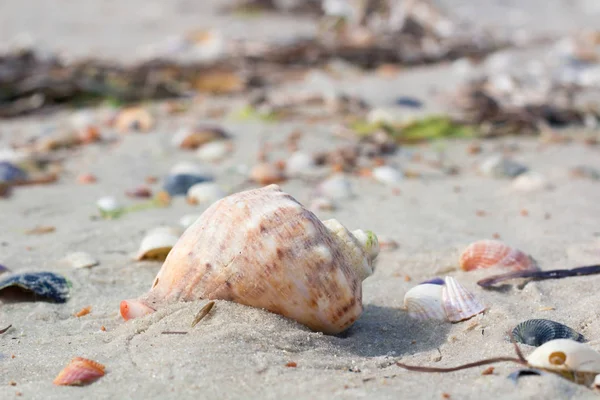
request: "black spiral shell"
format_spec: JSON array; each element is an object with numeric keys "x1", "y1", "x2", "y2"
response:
[{"x1": 512, "y1": 319, "x2": 585, "y2": 347}]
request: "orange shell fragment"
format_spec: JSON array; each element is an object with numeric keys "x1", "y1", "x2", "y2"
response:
[{"x1": 53, "y1": 357, "x2": 105, "y2": 386}]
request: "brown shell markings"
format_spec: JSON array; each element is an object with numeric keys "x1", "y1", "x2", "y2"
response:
[
  {"x1": 120, "y1": 184, "x2": 379, "y2": 335},
  {"x1": 459, "y1": 240, "x2": 538, "y2": 272}
]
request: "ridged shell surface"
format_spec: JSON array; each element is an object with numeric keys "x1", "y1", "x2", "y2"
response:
[
  {"x1": 404, "y1": 284, "x2": 446, "y2": 321},
  {"x1": 513, "y1": 319, "x2": 585, "y2": 347},
  {"x1": 53, "y1": 357, "x2": 105, "y2": 386},
  {"x1": 129, "y1": 184, "x2": 377, "y2": 334},
  {"x1": 441, "y1": 276, "x2": 485, "y2": 322},
  {"x1": 459, "y1": 240, "x2": 538, "y2": 272}
]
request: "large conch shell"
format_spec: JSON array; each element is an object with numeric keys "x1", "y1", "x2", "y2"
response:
[{"x1": 120, "y1": 184, "x2": 379, "y2": 334}]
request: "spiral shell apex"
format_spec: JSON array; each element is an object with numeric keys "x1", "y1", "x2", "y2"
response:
[
  {"x1": 459, "y1": 240, "x2": 538, "y2": 272},
  {"x1": 120, "y1": 184, "x2": 378, "y2": 334}
]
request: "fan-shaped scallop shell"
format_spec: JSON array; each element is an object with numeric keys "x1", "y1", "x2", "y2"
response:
[
  {"x1": 404, "y1": 283, "x2": 446, "y2": 321},
  {"x1": 459, "y1": 240, "x2": 538, "y2": 272},
  {"x1": 512, "y1": 319, "x2": 585, "y2": 347},
  {"x1": 526, "y1": 339, "x2": 600, "y2": 386},
  {"x1": 120, "y1": 184, "x2": 379, "y2": 335},
  {"x1": 441, "y1": 276, "x2": 485, "y2": 322},
  {"x1": 53, "y1": 357, "x2": 105, "y2": 386}
]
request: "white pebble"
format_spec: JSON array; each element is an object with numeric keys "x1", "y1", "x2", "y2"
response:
[
  {"x1": 512, "y1": 171, "x2": 552, "y2": 192},
  {"x1": 318, "y1": 174, "x2": 353, "y2": 200},
  {"x1": 286, "y1": 152, "x2": 316, "y2": 177},
  {"x1": 373, "y1": 166, "x2": 403, "y2": 185},
  {"x1": 64, "y1": 252, "x2": 99, "y2": 269},
  {"x1": 196, "y1": 141, "x2": 232, "y2": 163},
  {"x1": 96, "y1": 196, "x2": 122, "y2": 213}
]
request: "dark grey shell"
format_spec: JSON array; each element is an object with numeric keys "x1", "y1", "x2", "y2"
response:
[
  {"x1": 0, "y1": 272, "x2": 70, "y2": 303},
  {"x1": 512, "y1": 319, "x2": 585, "y2": 347},
  {"x1": 163, "y1": 174, "x2": 212, "y2": 196}
]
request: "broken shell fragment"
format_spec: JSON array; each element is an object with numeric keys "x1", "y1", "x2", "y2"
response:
[
  {"x1": 120, "y1": 184, "x2": 379, "y2": 334},
  {"x1": 0, "y1": 272, "x2": 70, "y2": 303},
  {"x1": 512, "y1": 319, "x2": 585, "y2": 347},
  {"x1": 136, "y1": 227, "x2": 182, "y2": 261},
  {"x1": 115, "y1": 107, "x2": 154, "y2": 133},
  {"x1": 53, "y1": 357, "x2": 105, "y2": 386},
  {"x1": 512, "y1": 171, "x2": 552, "y2": 192},
  {"x1": 526, "y1": 339, "x2": 600, "y2": 386},
  {"x1": 404, "y1": 283, "x2": 446, "y2": 321},
  {"x1": 442, "y1": 276, "x2": 485, "y2": 322},
  {"x1": 172, "y1": 125, "x2": 228, "y2": 150},
  {"x1": 64, "y1": 252, "x2": 99, "y2": 269},
  {"x1": 459, "y1": 240, "x2": 538, "y2": 272},
  {"x1": 186, "y1": 182, "x2": 225, "y2": 205}
]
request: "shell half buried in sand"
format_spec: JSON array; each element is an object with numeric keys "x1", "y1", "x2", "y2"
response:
[
  {"x1": 459, "y1": 239, "x2": 538, "y2": 272},
  {"x1": 404, "y1": 276, "x2": 485, "y2": 323},
  {"x1": 136, "y1": 227, "x2": 183, "y2": 261},
  {"x1": 120, "y1": 184, "x2": 379, "y2": 335},
  {"x1": 526, "y1": 339, "x2": 600, "y2": 386},
  {"x1": 53, "y1": 357, "x2": 105, "y2": 386}
]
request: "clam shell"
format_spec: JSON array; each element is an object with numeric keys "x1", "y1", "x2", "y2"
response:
[
  {"x1": 64, "y1": 252, "x2": 99, "y2": 269},
  {"x1": 404, "y1": 283, "x2": 446, "y2": 321},
  {"x1": 512, "y1": 171, "x2": 552, "y2": 192},
  {"x1": 136, "y1": 227, "x2": 182, "y2": 261},
  {"x1": 459, "y1": 240, "x2": 538, "y2": 272},
  {"x1": 441, "y1": 276, "x2": 485, "y2": 322},
  {"x1": 513, "y1": 319, "x2": 585, "y2": 347},
  {"x1": 0, "y1": 272, "x2": 69, "y2": 302},
  {"x1": 526, "y1": 339, "x2": 600, "y2": 385},
  {"x1": 186, "y1": 182, "x2": 225, "y2": 205},
  {"x1": 121, "y1": 184, "x2": 378, "y2": 334},
  {"x1": 53, "y1": 357, "x2": 105, "y2": 386}
]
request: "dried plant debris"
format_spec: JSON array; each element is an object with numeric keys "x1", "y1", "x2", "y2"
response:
[
  {"x1": 224, "y1": 0, "x2": 323, "y2": 16},
  {"x1": 450, "y1": 78, "x2": 599, "y2": 136},
  {"x1": 0, "y1": 1, "x2": 516, "y2": 117},
  {"x1": 0, "y1": 324, "x2": 12, "y2": 334}
]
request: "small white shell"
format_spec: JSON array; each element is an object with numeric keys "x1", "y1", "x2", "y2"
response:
[
  {"x1": 317, "y1": 174, "x2": 353, "y2": 200},
  {"x1": 195, "y1": 141, "x2": 233, "y2": 163},
  {"x1": 310, "y1": 197, "x2": 336, "y2": 212},
  {"x1": 179, "y1": 214, "x2": 201, "y2": 229},
  {"x1": 96, "y1": 196, "x2": 122, "y2": 213},
  {"x1": 372, "y1": 166, "x2": 403, "y2": 185},
  {"x1": 286, "y1": 152, "x2": 316, "y2": 178},
  {"x1": 136, "y1": 227, "x2": 182, "y2": 261},
  {"x1": 404, "y1": 283, "x2": 446, "y2": 321},
  {"x1": 441, "y1": 276, "x2": 485, "y2": 322},
  {"x1": 512, "y1": 171, "x2": 552, "y2": 192},
  {"x1": 187, "y1": 182, "x2": 225, "y2": 205},
  {"x1": 64, "y1": 252, "x2": 99, "y2": 269},
  {"x1": 527, "y1": 339, "x2": 600, "y2": 372}
]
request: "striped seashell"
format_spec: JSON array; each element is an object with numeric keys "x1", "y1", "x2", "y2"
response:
[
  {"x1": 512, "y1": 319, "x2": 585, "y2": 347},
  {"x1": 120, "y1": 185, "x2": 379, "y2": 335},
  {"x1": 459, "y1": 240, "x2": 538, "y2": 272},
  {"x1": 403, "y1": 283, "x2": 446, "y2": 321},
  {"x1": 53, "y1": 357, "x2": 105, "y2": 386},
  {"x1": 442, "y1": 276, "x2": 485, "y2": 322}
]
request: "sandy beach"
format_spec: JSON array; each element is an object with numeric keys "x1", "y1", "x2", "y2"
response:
[{"x1": 2, "y1": 1, "x2": 600, "y2": 399}]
